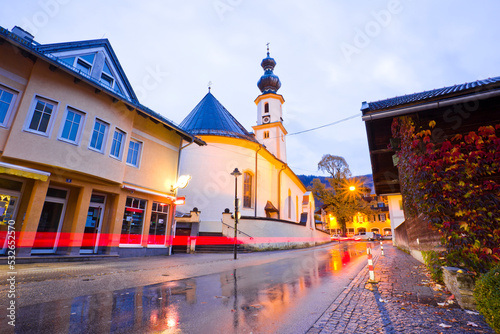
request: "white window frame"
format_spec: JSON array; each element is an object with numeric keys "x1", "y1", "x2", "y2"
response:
[
  {"x1": 109, "y1": 128, "x2": 126, "y2": 161},
  {"x1": 126, "y1": 138, "x2": 143, "y2": 168},
  {"x1": 0, "y1": 84, "x2": 18, "y2": 128},
  {"x1": 88, "y1": 118, "x2": 109, "y2": 154},
  {"x1": 23, "y1": 95, "x2": 59, "y2": 137},
  {"x1": 57, "y1": 106, "x2": 86, "y2": 145}
]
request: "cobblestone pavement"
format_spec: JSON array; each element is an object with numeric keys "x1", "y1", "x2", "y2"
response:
[{"x1": 307, "y1": 243, "x2": 494, "y2": 334}]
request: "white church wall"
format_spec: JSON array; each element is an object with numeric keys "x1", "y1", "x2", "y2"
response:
[
  {"x1": 179, "y1": 137, "x2": 308, "y2": 233},
  {"x1": 179, "y1": 138, "x2": 286, "y2": 232}
]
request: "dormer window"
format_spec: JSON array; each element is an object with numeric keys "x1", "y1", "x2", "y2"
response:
[
  {"x1": 100, "y1": 73, "x2": 114, "y2": 88},
  {"x1": 264, "y1": 102, "x2": 269, "y2": 113},
  {"x1": 55, "y1": 51, "x2": 127, "y2": 98},
  {"x1": 75, "y1": 59, "x2": 91, "y2": 75},
  {"x1": 61, "y1": 53, "x2": 95, "y2": 75},
  {"x1": 100, "y1": 61, "x2": 114, "y2": 88}
]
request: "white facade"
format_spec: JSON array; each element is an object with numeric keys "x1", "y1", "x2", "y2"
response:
[
  {"x1": 178, "y1": 137, "x2": 308, "y2": 233},
  {"x1": 387, "y1": 194, "x2": 405, "y2": 238}
]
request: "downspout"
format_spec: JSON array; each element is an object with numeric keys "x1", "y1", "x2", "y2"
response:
[
  {"x1": 254, "y1": 145, "x2": 262, "y2": 218},
  {"x1": 277, "y1": 164, "x2": 286, "y2": 219}
]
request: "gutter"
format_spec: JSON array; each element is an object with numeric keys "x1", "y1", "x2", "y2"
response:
[{"x1": 361, "y1": 88, "x2": 500, "y2": 121}]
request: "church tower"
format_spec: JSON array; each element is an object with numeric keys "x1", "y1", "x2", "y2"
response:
[{"x1": 253, "y1": 48, "x2": 287, "y2": 162}]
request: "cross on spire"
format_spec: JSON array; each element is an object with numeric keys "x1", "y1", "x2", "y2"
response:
[
  {"x1": 266, "y1": 42, "x2": 270, "y2": 56},
  {"x1": 208, "y1": 81, "x2": 212, "y2": 92}
]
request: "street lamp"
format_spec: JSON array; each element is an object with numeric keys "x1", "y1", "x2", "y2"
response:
[{"x1": 230, "y1": 168, "x2": 242, "y2": 260}]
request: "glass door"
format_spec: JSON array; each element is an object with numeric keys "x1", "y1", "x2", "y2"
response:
[
  {"x1": 0, "y1": 192, "x2": 20, "y2": 254},
  {"x1": 81, "y1": 194, "x2": 106, "y2": 254},
  {"x1": 32, "y1": 187, "x2": 68, "y2": 254}
]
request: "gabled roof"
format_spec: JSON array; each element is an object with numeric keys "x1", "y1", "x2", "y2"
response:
[
  {"x1": 362, "y1": 76, "x2": 500, "y2": 113},
  {"x1": 37, "y1": 39, "x2": 138, "y2": 102},
  {"x1": 0, "y1": 26, "x2": 204, "y2": 145},
  {"x1": 180, "y1": 92, "x2": 257, "y2": 142}
]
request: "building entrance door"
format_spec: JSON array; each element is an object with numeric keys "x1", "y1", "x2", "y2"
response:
[
  {"x1": 0, "y1": 192, "x2": 21, "y2": 254},
  {"x1": 81, "y1": 194, "x2": 106, "y2": 254},
  {"x1": 32, "y1": 187, "x2": 68, "y2": 254}
]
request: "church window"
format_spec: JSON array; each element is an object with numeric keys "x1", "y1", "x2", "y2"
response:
[
  {"x1": 264, "y1": 102, "x2": 269, "y2": 113},
  {"x1": 243, "y1": 172, "x2": 253, "y2": 208},
  {"x1": 296, "y1": 196, "x2": 299, "y2": 222},
  {"x1": 264, "y1": 131, "x2": 270, "y2": 139},
  {"x1": 288, "y1": 189, "x2": 292, "y2": 219}
]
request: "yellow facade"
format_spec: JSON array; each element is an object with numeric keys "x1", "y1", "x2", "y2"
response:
[
  {"x1": 0, "y1": 27, "x2": 201, "y2": 258},
  {"x1": 322, "y1": 195, "x2": 392, "y2": 236}
]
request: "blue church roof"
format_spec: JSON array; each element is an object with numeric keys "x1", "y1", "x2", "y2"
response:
[{"x1": 180, "y1": 92, "x2": 256, "y2": 142}]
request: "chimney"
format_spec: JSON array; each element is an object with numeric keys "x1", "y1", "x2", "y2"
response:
[{"x1": 11, "y1": 26, "x2": 34, "y2": 42}]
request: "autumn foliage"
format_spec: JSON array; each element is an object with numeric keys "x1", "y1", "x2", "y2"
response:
[{"x1": 392, "y1": 117, "x2": 500, "y2": 273}]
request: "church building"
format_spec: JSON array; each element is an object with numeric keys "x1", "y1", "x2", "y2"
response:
[{"x1": 177, "y1": 51, "x2": 329, "y2": 249}]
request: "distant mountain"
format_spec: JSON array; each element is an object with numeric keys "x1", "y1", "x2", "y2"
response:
[{"x1": 298, "y1": 174, "x2": 374, "y2": 194}]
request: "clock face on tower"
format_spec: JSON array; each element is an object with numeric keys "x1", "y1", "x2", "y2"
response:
[{"x1": 262, "y1": 116, "x2": 270, "y2": 124}]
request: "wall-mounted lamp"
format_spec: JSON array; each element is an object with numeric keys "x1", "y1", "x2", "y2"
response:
[
  {"x1": 171, "y1": 175, "x2": 192, "y2": 192},
  {"x1": 174, "y1": 197, "x2": 186, "y2": 205}
]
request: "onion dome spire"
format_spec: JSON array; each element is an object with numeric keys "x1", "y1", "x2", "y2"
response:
[{"x1": 257, "y1": 44, "x2": 281, "y2": 94}]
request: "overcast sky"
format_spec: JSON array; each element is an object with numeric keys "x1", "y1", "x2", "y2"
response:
[{"x1": 2, "y1": 1, "x2": 499, "y2": 177}]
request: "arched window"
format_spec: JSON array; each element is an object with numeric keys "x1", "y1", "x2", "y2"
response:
[
  {"x1": 264, "y1": 102, "x2": 269, "y2": 113},
  {"x1": 243, "y1": 172, "x2": 253, "y2": 208},
  {"x1": 264, "y1": 131, "x2": 270, "y2": 139},
  {"x1": 296, "y1": 195, "x2": 299, "y2": 222}
]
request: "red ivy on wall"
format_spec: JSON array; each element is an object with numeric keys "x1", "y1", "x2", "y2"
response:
[{"x1": 392, "y1": 117, "x2": 500, "y2": 273}]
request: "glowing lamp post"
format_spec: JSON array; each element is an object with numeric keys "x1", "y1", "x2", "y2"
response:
[{"x1": 231, "y1": 168, "x2": 242, "y2": 260}]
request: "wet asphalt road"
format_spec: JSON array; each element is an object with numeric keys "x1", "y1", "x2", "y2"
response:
[{"x1": 3, "y1": 242, "x2": 373, "y2": 334}]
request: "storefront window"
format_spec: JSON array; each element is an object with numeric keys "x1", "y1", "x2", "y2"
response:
[
  {"x1": 148, "y1": 202, "x2": 169, "y2": 245},
  {"x1": 121, "y1": 197, "x2": 147, "y2": 245}
]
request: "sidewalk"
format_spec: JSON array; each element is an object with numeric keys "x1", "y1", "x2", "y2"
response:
[{"x1": 307, "y1": 243, "x2": 494, "y2": 334}]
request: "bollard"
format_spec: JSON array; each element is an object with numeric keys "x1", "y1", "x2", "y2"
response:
[
  {"x1": 367, "y1": 243, "x2": 376, "y2": 283},
  {"x1": 380, "y1": 240, "x2": 384, "y2": 256}
]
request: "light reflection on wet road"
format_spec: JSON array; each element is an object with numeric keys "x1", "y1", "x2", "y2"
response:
[{"x1": 14, "y1": 242, "x2": 371, "y2": 334}]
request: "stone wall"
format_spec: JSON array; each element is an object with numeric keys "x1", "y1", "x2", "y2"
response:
[{"x1": 442, "y1": 267, "x2": 477, "y2": 310}]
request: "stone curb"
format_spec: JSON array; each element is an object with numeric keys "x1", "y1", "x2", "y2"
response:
[{"x1": 307, "y1": 247, "x2": 381, "y2": 333}]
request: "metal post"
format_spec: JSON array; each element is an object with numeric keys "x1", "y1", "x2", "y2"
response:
[
  {"x1": 231, "y1": 168, "x2": 242, "y2": 260},
  {"x1": 234, "y1": 180, "x2": 238, "y2": 260},
  {"x1": 380, "y1": 240, "x2": 384, "y2": 256}
]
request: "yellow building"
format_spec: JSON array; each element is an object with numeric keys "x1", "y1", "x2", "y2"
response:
[
  {"x1": 0, "y1": 26, "x2": 203, "y2": 259},
  {"x1": 321, "y1": 195, "x2": 392, "y2": 236}
]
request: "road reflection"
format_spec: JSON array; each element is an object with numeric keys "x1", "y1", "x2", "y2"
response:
[{"x1": 15, "y1": 242, "x2": 370, "y2": 334}]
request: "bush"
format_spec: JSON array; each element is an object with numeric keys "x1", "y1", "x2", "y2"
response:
[
  {"x1": 474, "y1": 264, "x2": 500, "y2": 333},
  {"x1": 422, "y1": 250, "x2": 445, "y2": 284}
]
